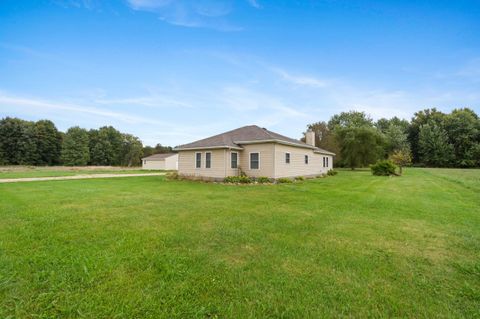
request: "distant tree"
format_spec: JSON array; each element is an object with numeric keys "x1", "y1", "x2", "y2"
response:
[
  {"x1": 0, "y1": 117, "x2": 38, "y2": 165},
  {"x1": 335, "y1": 126, "x2": 385, "y2": 169},
  {"x1": 154, "y1": 143, "x2": 173, "y2": 154},
  {"x1": 418, "y1": 122, "x2": 454, "y2": 167},
  {"x1": 389, "y1": 149, "x2": 412, "y2": 175},
  {"x1": 376, "y1": 117, "x2": 409, "y2": 134},
  {"x1": 120, "y1": 134, "x2": 143, "y2": 167},
  {"x1": 142, "y1": 146, "x2": 155, "y2": 157},
  {"x1": 444, "y1": 108, "x2": 480, "y2": 167},
  {"x1": 384, "y1": 125, "x2": 410, "y2": 155},
  {"x1": 408, "y1": 108, "x2": 446, "y2": 163},
  {"x1": 88, "y1": 126, "x2": 123, "y2": 165},
  {"x1": 328, "y1": 110, "x2": 374, "y2": 130},
  {"x1": 33, "y1": 120, "x2": 62, "y2": 165},
  {"x1": 61, "y1": 127, "x2": 90, "y2": 166}
]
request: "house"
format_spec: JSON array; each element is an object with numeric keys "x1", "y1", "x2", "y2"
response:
[
  {"x1": 174, "y1": 125, "x2": 334, "y2": 180},
  {"x1": 141, "y1": 153, "x2": 178, "y2": 170}
]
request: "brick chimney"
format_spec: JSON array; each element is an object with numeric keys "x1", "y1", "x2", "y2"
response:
[{"x1": 305, "y1": 130, "x2": 315, "y2": 147}]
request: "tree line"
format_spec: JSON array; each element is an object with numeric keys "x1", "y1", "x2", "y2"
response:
[
  {"x1": 0, "y1": 117, "x2": 173, "y2": 166},
  {"x1": 304, "y1": 108, "x2": 480, "y2": 169}
]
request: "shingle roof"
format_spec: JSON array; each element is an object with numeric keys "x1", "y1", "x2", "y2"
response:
[
  {"x1": 175, "y1": 125, "x2": 335, "y2": 155},
  {"x1": 142, "y1": 153, "x2": 177, "y2": 161}
]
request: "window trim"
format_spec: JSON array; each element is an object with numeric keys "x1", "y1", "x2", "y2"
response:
[
  {"x1": 249, "y1": 152, "x2": 260, "y2": 170},
  {"x1": 285, "y1": 152, "x2": 290, "y2": 164},
  {"x1": 205, "y1": 152, "x2": 212, "y2": 169},
  {"x1": 231, "y1": 151, "x2": 238, "y2": 169},
  {"x1": 305, "y1": 155, "x2": 309, "y2": 164},
  {"x1": 195, "y1": 152, "x2": 202, "y2": 169}
]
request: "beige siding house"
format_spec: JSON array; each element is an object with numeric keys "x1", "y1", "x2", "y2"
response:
[
  {"x1": 142, "y1": 153, "x2": 178, "y2": 170},
  {"x1": 174, "y1": 125, "x2": 334, "y2": 180}
]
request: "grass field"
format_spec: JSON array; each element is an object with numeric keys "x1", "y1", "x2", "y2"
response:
[
  {"x1": 0, "y1": 166, "x2": 158, "y2": 179},
  {"x1": 0, "y1": 168, "x2": 479, "y2": 318}
]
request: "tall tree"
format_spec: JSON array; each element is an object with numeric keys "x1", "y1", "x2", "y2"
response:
[
  {"x1": 444, "y1": 108, "x2": 480, "y2": 167},
  {"x1": 336, "y1": 126, "x2": 385, "y2": 169},
  {"x1": 384, "y1": 124, "x2": 410, "y2": 154},
  {"x1": 408, "y1": 108, "x2": 446, "y2": 163},
  {"x1": 88, "y1": 126, "x2": 123, "y2": 165},
  {"x1": 328, "y1": 110, "x2": 374, "y2": 130},
  {"x1": 61, "y1": 127, "x2": 90, "y2": 166},
  {"x1": 0, "y1": 117, "x2": 38, "y2": 165},
  {"x1": 121, "y1": 134, "x2": 143, "y2": 167},
  {"x1": 418, "y1": 122, "x2": 454, "y2": 167},
  {"x1": 154, "y1": 143, "x2": 173, "y2": 154},
  {"x1": 33, "y1": 120, "x2": 62, "y2": 165}
]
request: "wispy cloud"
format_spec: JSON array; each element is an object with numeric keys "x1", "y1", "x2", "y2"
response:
[
  {"x1": 126, "y1": 0, "x2": 242, "y2": 30},
  {"x1": 94, "y1": 96, "x2": 193, "y2": 108},
  {"x1": 247, "y1": 0, "x2": 261, "y2": 9},
  {"x1": 0, "y1": 92, "x2": 169, "y2": 125},
  {"x1": 272, "y1": 67, "x2": 330, "y2": 88}
]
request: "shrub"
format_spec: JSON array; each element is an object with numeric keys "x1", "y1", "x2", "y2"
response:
[
  {"x1": 224, "y1": 176, "x2": 253, "y2": 184},
  {"x1": 166, "y1": 171, "x2": 179, "y2": 180},
  {"x1": 277, "y1": 177, "x2": 293, "y2": 184},
  {"x1": 370, "y1": 160, "x2": 397, "y2": 176},
  {"x1": 294, "y1": 176, "x2": 305, "y2": 181},
  {"x1": 327, "y1": 169, "x2": 338, "y2": 176},
  {"x1": 256, "y1": 176, "x2": 271, "y2": 184}
]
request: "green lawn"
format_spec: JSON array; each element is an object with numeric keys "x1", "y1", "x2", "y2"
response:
[
  {"x1": 0, "y1": 169, "x2": 479, "y2": 318},
  {"x1": 0, "y1": 166, "x2": 160, "y2": 179}
]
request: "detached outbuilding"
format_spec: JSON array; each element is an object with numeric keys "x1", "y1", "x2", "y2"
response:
[{"x1": 141, "y1": 153, "x2": 178, "y2": 170}]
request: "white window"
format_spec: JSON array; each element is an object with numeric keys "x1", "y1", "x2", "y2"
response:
[
  {"x1": 323, "y1": 157, "x2": 326, "y2": 167},
  {"x1": 143, "y1": 160, "x2": 147, "y2": 165},
  {"x1": 285, "y1": 153, "x2": 290, "y2": 164},
  {"x1": 250, "y1": 153, "x2": 259, "y2": 169},
  {"x1": 326, "y1": 157, "x2": 329, "y2": 167},
  {"x1": 195, "y1": 152, "x2": 201, "y2": 168},
  {"x1": 305, "y1": 155, "x2": 309, "y2": 164},
  {"x1": 205, "y1": 152, "x2": 211, "y2": 168},
  {"x1": 231, "y1": 152, "x2": 238, "y2": 169}
]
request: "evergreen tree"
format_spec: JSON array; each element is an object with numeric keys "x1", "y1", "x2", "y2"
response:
[
  {"x1": 444, "y1": 108, "x2": 480, "y2": 167},
  {"x1": 418, "y1": 123, "x2": 454, "y2": 167},
  {"x1": 61, "y1": 127, "x2": 90, "y2": 166},
  {"x1": 408, "y1": 108, "x2": 445, "y2": 163}
]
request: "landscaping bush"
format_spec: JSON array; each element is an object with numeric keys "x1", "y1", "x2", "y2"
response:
[
  {"x1": 166, "y1": 171, "x2": 179, "y2": 180},
  {"x1": 327, "y1": 169, "x2": 338, "y2": 176},
  {"x1": 370, "y1": 160, "x2": 397, "y2": 176},
  {"x1": 224, "y1": 176, "x2": 253, "y2": 184},
  {"x1": 256, "y1": 176, "x2": 271, "y2": 184},
  {"x1": 277, "y1": 177, "x2": 293, "y2": 183},
  {"x1": 294, "y1": 176, "x2": 305, "y2": 181}
]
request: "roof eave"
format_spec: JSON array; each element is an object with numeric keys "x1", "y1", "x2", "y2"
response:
[
  {"x1": 234, "y1": 139, "x2": 316, "y2": 150},
  {"x1": 174, "y1": 145, "x2": 243, "y2": 151}
]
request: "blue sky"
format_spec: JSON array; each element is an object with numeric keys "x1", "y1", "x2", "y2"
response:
[{"x1": 1, "y1": 0, "x2": 479, "y2": 146}]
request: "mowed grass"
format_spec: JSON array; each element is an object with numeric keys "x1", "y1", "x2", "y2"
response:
[
  {"x1": 0, "y1": 169, "x2": 479, "y2": 318},
  {"x1": 0, "y1": 166, "x2": 159, "y2": 179}
]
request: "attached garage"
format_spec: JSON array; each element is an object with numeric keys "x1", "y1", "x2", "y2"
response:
[{"x1": 142, "y1": 153, "x2": 178, "y2": 170}]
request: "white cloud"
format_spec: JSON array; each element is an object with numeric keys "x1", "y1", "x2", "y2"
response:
[
  {"x1": 247, "y1": 0, "x2": 261, "y2": 9},
  {"x1": 272, "y1": 68, "x2": 330, "y2": 88},
  {"x1": 126, "y1": 0, "x2": 242, "y2": 30},
  {"x1": 0, "y1": 92, "x2": 170, "y2": 125}
]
